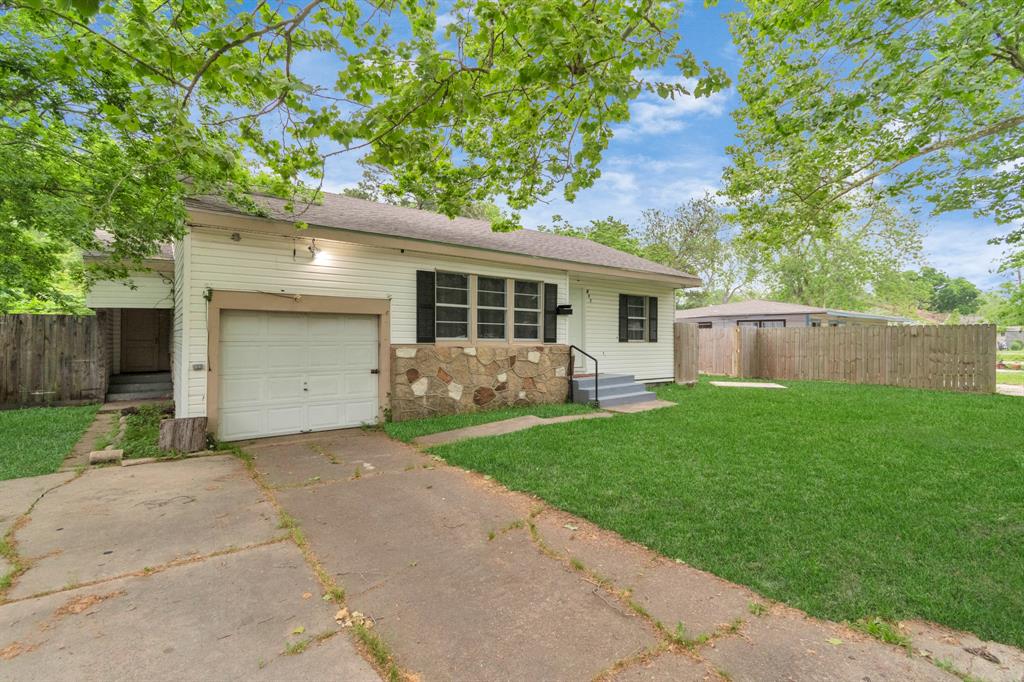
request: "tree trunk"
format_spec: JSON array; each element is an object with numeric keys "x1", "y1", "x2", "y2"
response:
[{"x1": 158, "y1": 417, "x2": 208, "y2": 453}]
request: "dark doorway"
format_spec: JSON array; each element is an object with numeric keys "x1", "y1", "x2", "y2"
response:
[{"x1": 121, "y1": 308, "x2": 171, "y2": 372}]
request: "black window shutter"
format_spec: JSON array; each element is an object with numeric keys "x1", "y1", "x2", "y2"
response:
[
  {"x1": 543, "y1": 283, "x2": 558, "y2": 343},
  {"x1": 648, "y1": 296, "x2": 658, "y2": 342},
  {"x1": 416, "y1": 270, "x2": 436, "y2": 343},
  {"x1": 618, "y1": 294, "x2": 628, "y2": 342}
]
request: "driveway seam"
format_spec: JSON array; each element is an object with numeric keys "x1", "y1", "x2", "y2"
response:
[
  {"x1": 520, "y1": 505, "x2": 749, "y2": 680},
  {"x1": 229, "y1": 445, "x2": 404, "y2": 682}
]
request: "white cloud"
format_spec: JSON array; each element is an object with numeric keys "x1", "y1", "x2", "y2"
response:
[
  {"x1": 617, "y1": 72, "x2": 731, "y2": 138},
  {"x1": 599, "y1": 170, "x2": 638, "y2": 193},
  {"x1": 518, "y1": 150, "x2": 727, "y2": 229},
  {"x1": 922, "y1": 216, "x2": 1009, "y2": 289}
]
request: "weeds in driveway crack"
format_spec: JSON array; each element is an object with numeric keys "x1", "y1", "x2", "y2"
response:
[
  {"x1": 0, "y1": 469, "x2": 87, "y2": 601},
  {"x1": 932, "y1": 657, "x2": 986, "y2": 682},
  {"x1": 308, "y1": 442, "x2": 340, "y2": 465},
  {"x1": 0, "y1": 518, "x2": 29, "y2": 599},
  {"x1": 487, "y1": 518, "x2": 524, "y2": 541},
  {"x1": 849, "y1": 617, "x2": 912, "y2": 653},
  {"x1": 524, "y1": 513, "x2": 751, "y2": 680},
  {"x1": 2, "y1": 537, "x2": 287, "y2": 605},
  {"x1": 283, "y1": 630, "x2": 336, "y2": 656}
]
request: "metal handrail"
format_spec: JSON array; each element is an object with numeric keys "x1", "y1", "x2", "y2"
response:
[{"x1": 568, "y1": 344, "x2": 599, "y2": 405}]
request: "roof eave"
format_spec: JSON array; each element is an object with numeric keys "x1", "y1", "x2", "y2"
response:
[
  {"x1": 185, "y1": 206, "x2": 701, "y2": 288},
  {"x1": 83, "y1": 254, "x2": 174, "y2": 273}
]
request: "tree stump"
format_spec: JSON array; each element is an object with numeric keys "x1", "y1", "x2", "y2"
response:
[{"x1": 158, "y1": 417, "x2": 208, "y2": 453}]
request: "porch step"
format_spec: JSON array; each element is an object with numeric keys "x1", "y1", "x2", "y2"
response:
[
  {"x1": 571, "y1": 373, "x2": 657, "y2": 408},
  {"x1": 106, "y1": 373, "x2": 172, "y2": 403},
  {"x1": 104, "y1": 389, "x2": 173, "y2": 402},
  {"x1": 109, "y1": 372, "x2": 171, "y2": 385},
  {"x1": 107, "y1": 382, "x2": 172, "y2": 393}
]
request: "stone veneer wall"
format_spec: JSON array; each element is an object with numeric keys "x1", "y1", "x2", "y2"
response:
[{"x1": 390, "y1": 344, "x2": 570, "y2": 422}]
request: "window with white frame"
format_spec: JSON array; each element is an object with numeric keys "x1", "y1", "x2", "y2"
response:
[
  {"x1": 435, "y1": 272, "x2": 469, "y2": 339},
  {"x1": 625, "y1": 295, "x2": 646, "y2": 340},
  {"x1": 513, "y1": 280, "x2": 541, "y2": 340},
  {"x1": 477, "y1": 276, "x2": 506, "y2": 340}
]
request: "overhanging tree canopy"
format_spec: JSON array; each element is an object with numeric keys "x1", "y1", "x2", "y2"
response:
[
  {"x1": 723, "y1": 0, "x2": 1024, "y2": 256},
  {"x1": 0, "y1": 0, "x2": 728, "y2": 308}
]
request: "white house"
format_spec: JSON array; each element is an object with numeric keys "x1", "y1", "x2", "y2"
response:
[{"x1": 87, "y1": 191, "x2": 698, "y2": 441}]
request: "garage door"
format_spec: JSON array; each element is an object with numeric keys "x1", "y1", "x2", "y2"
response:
[{"x1": 218, "y1": 311, "x2": 379, "y2": 440}]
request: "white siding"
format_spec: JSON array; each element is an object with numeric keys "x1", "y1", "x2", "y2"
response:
[
  {"x1": 172, "y1": 236, "x2": 190, "y2": 414},
  {"x1": 574, "y1": 275, "x2": 677, "y2": 382},
  {"x1": 86, "y1": 271, "x2": 174, "y2": 309},
  {"x1": 179, "y1": 227, "x2": 572, "y2": 417}
]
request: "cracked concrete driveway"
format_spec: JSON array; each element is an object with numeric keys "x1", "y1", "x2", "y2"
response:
[
  {"x1": 238, "y1": 429, "x2": 965, "y2": 682},
  {"x1": 3, "y1": 429, "x2": 1011, "y2": 681},
  {"x1": 0, "y1": 456, "x2": 376, "y2": 681}
]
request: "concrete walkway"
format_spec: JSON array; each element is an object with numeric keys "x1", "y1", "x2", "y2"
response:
[
  {"x1": 996, "y1": 383, "x2": 1024, "y2": 396},
  {"x1": 412, "y1": 411, "x2": 613, "y2": 447},
  {"x1": 411, "y1": 401, "x2": 678, "y2": 447},
  {"x1": 238, "y1": 429, "x2": 1010, "y2": 682}
]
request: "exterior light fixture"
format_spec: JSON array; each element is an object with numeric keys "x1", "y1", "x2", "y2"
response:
[{"x1": 308, "y1": 238, "x2": 327, "y2": 264}]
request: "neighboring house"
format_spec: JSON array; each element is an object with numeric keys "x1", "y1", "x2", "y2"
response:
[
  {"x1": 675, "y1": 299, "x2": 910, "y2": 329},
  {"x1": 86, "y1": 192, "x2": 698, "y2": 440},
  {"x1": 1005, "y1": 327, "x2": 1024, "y2": 346}
]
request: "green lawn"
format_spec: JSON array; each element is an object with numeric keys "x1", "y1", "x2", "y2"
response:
[
  {"x1": 427, "y1": 379, "x2": 1024, "y2": 648},
  {"x1": 998, "y1": 349, "x2": 1024, "y2": 362},
  {"x1": 0, "y1": 404, "x2": 99, "y2": 480},
  {"x1": 384, "y1": 402, "x2": 595, "y2": 443},
  {"x1": 997, "y1": 370, "x2": 1024, "y2": 385}
]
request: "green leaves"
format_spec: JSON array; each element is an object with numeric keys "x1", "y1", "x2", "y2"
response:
[
  {"x1": 1, "y1": 0, "x2": 729, "y2": 307},
  {"x1": 724, "y1": 0, "x2": 1024, "y2": 270}
]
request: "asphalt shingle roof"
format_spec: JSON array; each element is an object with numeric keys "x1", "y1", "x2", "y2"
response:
[{"x1": 186, "y1": 192, "x2": 697, "y2": 283}]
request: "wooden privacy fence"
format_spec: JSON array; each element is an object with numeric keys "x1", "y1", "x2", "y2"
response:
[
  {"x1": 681, "y1": 322, "x2": 997, "y2": 393},
  {"x1": 0, "y1": 314, "x2": 108, "y2": 407},
  {"x1": 673, "y1": 322, "x2": 698, "y2": 384}
]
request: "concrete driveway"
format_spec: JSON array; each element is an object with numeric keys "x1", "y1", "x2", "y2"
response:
[{"x1": 3, "y1": 430, "x2": 1014, "y2": 681}]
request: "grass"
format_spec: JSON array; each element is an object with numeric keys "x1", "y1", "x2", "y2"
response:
[
  {"x1": 998, "y1": 349, "x2": 1024, "y2": 362},
  {"x1": 383, "y1": 401, "x2": 595, "y2": 443},
  {"x1": 0, "y1": 404, "x2": 99, "y2": 480},
  {"x1": 121, "y1": 403, "x2": 175, "y2": 458},
  {"x1": 428, "y1": 378, "x2": 1024, "y2": 648},
  {"x1": 996, "y1": 370, "x2": 1024, "y2": 385}
]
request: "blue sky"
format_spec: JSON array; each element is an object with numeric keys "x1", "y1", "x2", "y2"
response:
[{"x1": 315, "y1": 1, "x2": 1013, "y2": 291}]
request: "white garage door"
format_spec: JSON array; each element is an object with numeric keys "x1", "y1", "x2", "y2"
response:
[{"x1": 218, "y1": 311, "x2": 379, "y2": 440}]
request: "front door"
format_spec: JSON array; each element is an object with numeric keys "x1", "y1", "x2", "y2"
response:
[
  {"x1": 121, "y1": 309, "x2": 171, "y2": 372},
  {"x1": 568, "y1": 286, "x2": 588, "y2": 372}
]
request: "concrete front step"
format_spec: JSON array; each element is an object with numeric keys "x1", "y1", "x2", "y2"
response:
[
  {"x1": 571, "y1": 373, "x2": 657, "y2": 407},
  {"x1": 108, "y1": 382, "x2": 173, "y2": 393},
  {"x1": 105, "y1": 390, "x2": 172, "y2": 402},
  {"x1": 573, "y1": 381, "x2": 647, "y2": 402},
  {"x1": 597, "y1": 391, "x2": 658, "y2": 408},
  {"x1": 109, "y1": 372, "x2": 172, "y2": 385},
  {"x1": 571, "y1": 374, "x2": 636, "y2": 391}
]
